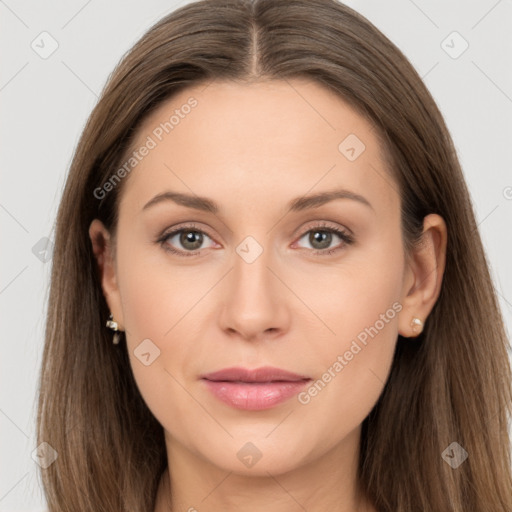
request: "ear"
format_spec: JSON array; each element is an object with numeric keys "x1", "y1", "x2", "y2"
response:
[
  {"x1": 398, "y1": 213, "x2": 447, "y2": 338},
  {"x1": 88, "y1": 219, "x2": 125, "y2": 329}
]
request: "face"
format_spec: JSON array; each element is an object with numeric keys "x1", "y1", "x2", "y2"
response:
[{"x1": 92, "y1": 78, "x2": 417, "y2": 476}]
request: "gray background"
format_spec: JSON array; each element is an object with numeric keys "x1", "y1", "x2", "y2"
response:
[{"x1": 1, "y1": 0, "x2": 511, "y2": 510}]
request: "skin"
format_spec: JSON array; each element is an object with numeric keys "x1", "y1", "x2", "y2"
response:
[{"x1": 89, "y1": 78, "x2": 447, "y2": 512}]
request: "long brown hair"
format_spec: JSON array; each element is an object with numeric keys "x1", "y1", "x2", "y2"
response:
[{"x1": 36, "y1": 0, "x2": 512, "y2": 510}]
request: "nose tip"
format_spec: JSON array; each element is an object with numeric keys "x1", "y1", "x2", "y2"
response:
[{"x1": 219, "y1": 258, "x2": 290, "y2": 341}]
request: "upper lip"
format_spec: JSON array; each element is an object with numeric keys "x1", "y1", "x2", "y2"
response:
[{"x1": 201, "y1": 366, "x2": 311, "y2": 383}]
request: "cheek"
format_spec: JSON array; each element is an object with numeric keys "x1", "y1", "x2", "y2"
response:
[
  {"x1": 114, "y1": 241, "x2": 203, "y2": 424},
  {"x1": 116, "y1": 238, "x2": 204, "y2": 340},
  {"x1": 294, "y1": 240, "x2": 404, "y2": 417}
]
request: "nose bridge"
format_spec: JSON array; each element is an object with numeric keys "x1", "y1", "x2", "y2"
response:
[
  {"x1": 219, "y1": 232, "x2": 288, "y2": 338},
  {"x1": 232, "y1": 233, "x2": 277, "y2": 305}
]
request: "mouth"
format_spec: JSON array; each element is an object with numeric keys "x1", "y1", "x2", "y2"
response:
[
  {"x1": 201, "y1": 365, "x2": 310, "y2": 383},
  {"x1": 200, "y1": 366, "x2": 312, "y2": 410}
]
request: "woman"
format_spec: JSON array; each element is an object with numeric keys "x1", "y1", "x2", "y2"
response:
[{"x1": 36, "y1": 0, "x2": 512, "y2": 511}]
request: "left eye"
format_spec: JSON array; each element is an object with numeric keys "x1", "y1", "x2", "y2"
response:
[{"x1": 295, "y1": 226, "x2": 353, "y2": 254}]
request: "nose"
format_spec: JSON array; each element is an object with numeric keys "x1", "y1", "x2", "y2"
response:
[{"x1": 218, "y1": 242, "x2": 290, "y2": 342}]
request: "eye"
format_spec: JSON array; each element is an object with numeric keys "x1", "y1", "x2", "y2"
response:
[
  {"x1": 157, "y1": 223, "x2": 216, "y2": 257},
  {"x1": 156, "y1": 221, "x2": 354, "y2": 257},
  {"x1": 294, "y1": 222, "x2": 354, "y2": 256}
]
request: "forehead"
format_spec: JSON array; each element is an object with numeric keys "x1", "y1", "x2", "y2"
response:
[{"x1": 118, "y1": 78, "x2": 398, "y2": 218}]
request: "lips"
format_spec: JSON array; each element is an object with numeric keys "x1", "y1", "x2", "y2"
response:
[
  {"x1": 201, "y1": 366, "x2": 310, "y2": 383},
  {"x1": 200, "y1": 366, "x2": 312, "y2": 410}
]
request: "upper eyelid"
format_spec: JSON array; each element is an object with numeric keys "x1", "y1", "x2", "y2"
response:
[
  {"x1": 161, "y1": 223, "x2": 216, "y2": 242},
  {"x1": 160, "y1": 221, "x2": 350, "y2": 248},
  {"x1": 161, "y1": 221, "x2": 348, "y2": 236}
]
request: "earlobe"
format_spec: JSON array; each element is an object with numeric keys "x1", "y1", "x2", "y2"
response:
[
  {"x1": 88, "y1": 219, "x2": 125, "y2": 329},
  {"x1": 398, "y1": 214, "x2": 447, "y2": 338}
]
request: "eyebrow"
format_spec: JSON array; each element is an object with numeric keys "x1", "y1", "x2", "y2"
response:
[{"x1": 142, "y1": 188, "x2": 374, "y2": 214}]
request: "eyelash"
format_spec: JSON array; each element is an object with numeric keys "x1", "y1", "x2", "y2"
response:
[{"x1": 156, "y1": 222, "x2": 354, "y2": 258}]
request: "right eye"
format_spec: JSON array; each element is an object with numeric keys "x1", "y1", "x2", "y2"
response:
[{"x1": 157, "y1": 223, "x2": 217, "y2": 257}]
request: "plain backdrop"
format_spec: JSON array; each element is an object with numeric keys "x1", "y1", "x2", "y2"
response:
[{"x1": 1, "y1": 0, "x2": 511, "y2": 510}]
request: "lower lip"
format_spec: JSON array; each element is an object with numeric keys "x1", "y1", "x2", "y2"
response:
[{"x1": 202, "y1": 379, "x2": 311, "y2": 410}]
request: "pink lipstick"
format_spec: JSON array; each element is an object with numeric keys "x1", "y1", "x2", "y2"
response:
[{"x1": 201, "y1": 366, "x2": 311, "y2": 411}]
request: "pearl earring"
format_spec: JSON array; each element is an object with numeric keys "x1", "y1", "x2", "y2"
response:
[
  {"x1": 106, "y1": 313, "x2": 122, "y2": 345},
  {"x1": 411, "y1": 317, "x2": 423, "y2": 335}
]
